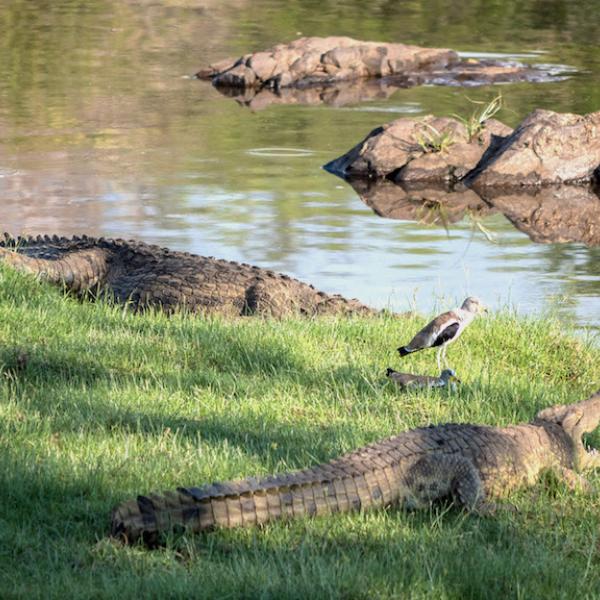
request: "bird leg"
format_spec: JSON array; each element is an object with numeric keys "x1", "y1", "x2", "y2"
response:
[
  {"x1": 442, "y1": 345, "x2": 450, "y2": 369},
  {"x1": 436, "y1": 347, "x2": 442, "y2": 372}
]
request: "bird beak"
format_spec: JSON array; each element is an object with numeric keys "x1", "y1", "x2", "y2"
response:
[{"x1": 450, "y1": 375, "x2": 461, "y2": 384}]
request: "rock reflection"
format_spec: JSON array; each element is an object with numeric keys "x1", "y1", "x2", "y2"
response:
[
  {"x1": 483, "y1": 186, "x2": 600, "y2": 246},
  {"x1": 212, "y1": 78, "x2": 399, "y2": 111},
  {"x1": 349, "y1": 179, "x2": 491, "y2": 225},
  {"x1": 347, "y1": 179, "x2": 600, "y2": 246},
  {"x1": 204, "y1": 58, "x2": 570, "y2": 110}
]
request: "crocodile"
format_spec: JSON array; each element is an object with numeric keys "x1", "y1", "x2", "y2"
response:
[
  {"x1": 0, "y1": 234, "x2": 374, "y2": 317},
  {"x1": 111, "y1": 390, "x2": 600, "y2": 545}
]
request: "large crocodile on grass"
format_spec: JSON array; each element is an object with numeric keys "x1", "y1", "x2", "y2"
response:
[
  {"x1": 111, "y1": 390, "x2": 600, "y2": 545},
  {"x1": 0, "y1": 234, "x2": 374, "y2": 317}
]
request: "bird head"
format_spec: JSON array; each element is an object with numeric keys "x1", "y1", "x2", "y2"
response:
[
  {"x1": 461, "y1": 296, "x2": 487, "y2": 315},
  {"x1": 440, "y1": 369, "x2": 461, "y2": 384}
]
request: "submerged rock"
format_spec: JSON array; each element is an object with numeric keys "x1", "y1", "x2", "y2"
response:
[
  {"x1": 198, "y1": 37, "x2": 569, "y2": 96},
  {"x1": 198, "y1": 36, "x2": 457, "y2": 89},
  {"x1": 324, "y1": 116, "x2": 512, "y2": 185}
]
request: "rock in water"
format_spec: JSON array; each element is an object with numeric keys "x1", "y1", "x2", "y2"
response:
[
  {"x1": 466, "y1": 109, "x2": 600, "y2": 187},
  {"x1": 198, "y1": 37, "x2": 568, "y2": 94},
  {"x1": 324, "y1": 116, "x2": 512, "y2": 185},
  {"x1": 326, "y1": 109, "x2": 600, "y2": 190}
]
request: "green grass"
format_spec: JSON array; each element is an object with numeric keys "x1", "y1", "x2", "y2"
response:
[{"x1": 0, "y1": 266, "x2": 598, "y2": 599}]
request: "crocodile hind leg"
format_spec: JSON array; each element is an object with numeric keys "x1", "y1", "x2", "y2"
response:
[
  {"x1": 404, "y1": 454, "x2": 495, "y2": 514},
  {"x1": 243, "y1": 279, "x2": 293, "y2": 317}
]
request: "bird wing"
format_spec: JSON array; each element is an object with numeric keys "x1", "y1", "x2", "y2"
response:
[
  {"x1": 430, "y1": 321, "x2": 460, "y2": 347},
  {"x1": 407, "y1": 310, "x2": 461, "y2": 350}
]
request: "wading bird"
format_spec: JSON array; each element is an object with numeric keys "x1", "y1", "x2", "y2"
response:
[{"x1": 397, "y1": 297, "x2": 486, "y2": 371}]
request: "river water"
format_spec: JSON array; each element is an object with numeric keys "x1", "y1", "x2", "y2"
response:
[{"x1": 0, "y1": 0, "x2": 599, "y2": 330}]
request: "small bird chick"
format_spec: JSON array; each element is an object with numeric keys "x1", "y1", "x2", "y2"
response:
[{"x1": 386, "y1": 368, "x2": 461, "y2": 390}]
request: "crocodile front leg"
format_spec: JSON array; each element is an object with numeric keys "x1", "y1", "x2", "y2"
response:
[
  {"x1": 554, "y1": 466, "x2": 593, "y2": 493},
  {"x1": 403, "y1": 454, "x2": 495, "y2": 514}
]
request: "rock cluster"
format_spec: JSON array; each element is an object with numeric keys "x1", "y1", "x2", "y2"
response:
[
  {"x1": 325, "y1": 116, "x2": 512, "y2": 185},
  {"x1": 325, "y1": 109, "x2": 600, "y2": 189}
]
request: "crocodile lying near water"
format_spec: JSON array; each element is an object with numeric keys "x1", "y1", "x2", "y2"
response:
[
  {"x1": 0, "y1": 234, "x2": 374, "y2": 317},
  {"x1": 111, "y1": 390, "x2": 600, "y2": 545}
]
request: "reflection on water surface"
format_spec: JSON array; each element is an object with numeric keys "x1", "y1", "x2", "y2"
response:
[{"x1": 0, "y1": 0, "x2": 599, "y2": 332}]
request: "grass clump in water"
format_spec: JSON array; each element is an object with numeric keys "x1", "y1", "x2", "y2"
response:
[{"x1": 0, "y1": 266, "x2": 598, "y2": 599}]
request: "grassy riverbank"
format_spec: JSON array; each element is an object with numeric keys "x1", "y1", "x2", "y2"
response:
[{"x1": 0, "y1": 266, "x2": 598, "y2": 599}]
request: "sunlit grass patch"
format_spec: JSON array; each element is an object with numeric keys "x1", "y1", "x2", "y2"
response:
[{"x1": 0, "y1": 266, "x2": 598, "y2": 599}]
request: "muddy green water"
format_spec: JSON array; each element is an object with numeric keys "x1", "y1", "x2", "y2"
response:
[{"x1": 0, "y1": 0, "x2": 599, "y2": 331}]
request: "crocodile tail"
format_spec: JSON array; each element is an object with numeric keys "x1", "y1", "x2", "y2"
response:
[
  {"x1": 0, "y1": 236, "x2": 112, "y2": 293},
  {"x1": 110, "y1": 462, "x2": 400, "y2": 544},
  {"x1": 0, "y1": 247, "x2": 65, "y2": 283}
]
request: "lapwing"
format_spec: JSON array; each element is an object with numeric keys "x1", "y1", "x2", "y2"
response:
[{"x1": 397, "y1": 297, "x2": 486, "y2": 371}]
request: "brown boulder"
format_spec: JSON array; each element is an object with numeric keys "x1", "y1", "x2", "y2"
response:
[
  {"x1": 324, "y1": 116, "x2": 512, "y2": 185},
  {"x1": 468, "y1": 109, "x2": 600, "y2": 187}
]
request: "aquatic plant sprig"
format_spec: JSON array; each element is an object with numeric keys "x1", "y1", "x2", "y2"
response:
[
  {"x1": 415, "y1": 122, "x2": 455, "y2": 154},
  {"x1": 454, "y1": 94, "x2": 503, "y2": 143}
]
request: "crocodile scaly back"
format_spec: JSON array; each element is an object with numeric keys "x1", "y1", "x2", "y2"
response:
[
  {"x1": 0, "y1": 234, "x2": 375, "y2": 316},
  {"x1": 111, "y1": 421, "x2": 569, "y2": 544}
]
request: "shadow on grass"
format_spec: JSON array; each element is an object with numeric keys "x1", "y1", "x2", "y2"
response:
[
  {"x1": 2, "y1": 418, "x2": 598, "y2": 599},
  {"x1": 0, "y1": 345, "x2": 108, "y2": 385},
  {"x1": 181, "y1": 509, "x2": 596, "y2": 598}
]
